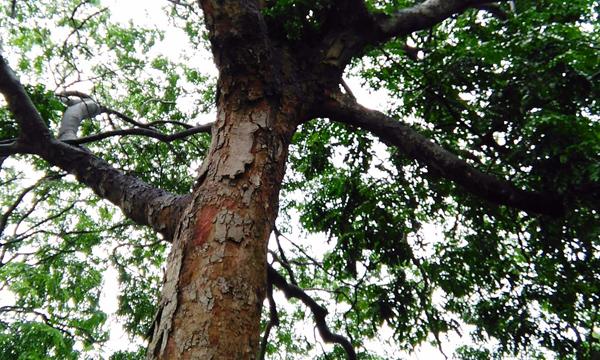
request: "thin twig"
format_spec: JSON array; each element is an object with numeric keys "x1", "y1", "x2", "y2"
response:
[
  {"x1": 0, "y1": 174, "x2": 61, "y2": 236},
  {"x1": 273, "y1": 227, "x2": 298, "y2": 285},
  {"x1": 65, "y1": 123, "x2": 212, "y2": 145},
  {"x1": 340, "y1": 79, "x2": 356, "y2": 100}
]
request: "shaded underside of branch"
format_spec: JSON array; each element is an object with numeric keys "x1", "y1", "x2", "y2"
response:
[
  {"x1": 321, "y1": 92, "x2": 564, "y2": 217},
  {"x1": 38, "y1": 140, "x2": 192, "y2": 240},
  {"x1": 313, "y1": 0, "x2": 509, "y2": 69},
  {"x1": 0, "y1": 56, "x2": 51, "y2": 141},
  {"x1": 375, "y1": 0, "x2": 509, "y2": 39}
]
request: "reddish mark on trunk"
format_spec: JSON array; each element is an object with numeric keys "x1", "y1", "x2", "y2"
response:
[
  {"x1": 192, "y1": 206, "x2": 219, "y2": 247},
  {"x1": 192, "y1": 199, "x2": 237, "y2": 247}
]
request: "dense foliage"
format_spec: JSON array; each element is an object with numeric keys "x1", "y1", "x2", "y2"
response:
[{"x1": 0, "y1": 0, "x2": 598, "y2": 359}]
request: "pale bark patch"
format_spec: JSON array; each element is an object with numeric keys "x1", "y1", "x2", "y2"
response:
[
  {"x1": 216, "y1": 121, "x2": 258, "y2": 179},
  {"x1": 214, "y1": 210, "x2": 254, "y2": 244},
  {"x1": 147, "y1": 206, "x2": 197, "y2": 358}
]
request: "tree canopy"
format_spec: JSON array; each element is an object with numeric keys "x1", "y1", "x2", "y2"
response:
[{"x1": 0, "y1": 0, "x2": 599, "y2": 359}]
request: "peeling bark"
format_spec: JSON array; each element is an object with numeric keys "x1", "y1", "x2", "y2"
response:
[{"x1": 147, "y1": 88, "x2": 299, "y2": 358}]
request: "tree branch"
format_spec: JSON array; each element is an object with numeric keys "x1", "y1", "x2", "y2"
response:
[
  {"x1": 375, "y1": 0, "x2": 509, "y2": 39},
  {"x1": 55, "y1": 91, "x2": 208, "y2": 137},
  {"x1": 272, "y1": 227, "x2": 298, "y2": 286},
  {"x1": 58, "y1": 98, "x2": 103, "y2": 140},
  {"x1": 66, "y1": 123, "x2": 212, "y2": 145},
  {"x1": 0, "y1": 174, "x2": 61, "y2": 237},
  {"x1": 0, "y1": 54, "x2": 191, "y2": 240},
  {"x1": 340, "y1": 79, "x2": 356, "y2": 100},
  {"x1": 267, "y1": 265, "x2": 357, "y2": 360},
  {"x1": 474, "y1": 3, "x2": 509, "y2": 20},
  {"x1": 105, "y1": 109, "x2": 196, "y2": 130},
  {"x1": 0, "y1": 56, "x2": 51, "y2": 142},
  {"x1": 259, "y1": 279, "x2": 279, "y2": 360},
  {"x1": 320, "y1": 92, "x2": 564, "y2": 217},
  {"x1": 0, "y1": 305, "x2": 98, "y2": 344},
  {"x1": 315, "y1": 1, "x2": 507, "y2": 70},
  {"x1": 37, "y1": 141, "x2": 192, "y2": 240},
  {"x1": 0, "y1": 142, "x2": 18, "y2": 170},
  {"x1": 9, "y1": 0, "x2": 17, "y2": 18}
]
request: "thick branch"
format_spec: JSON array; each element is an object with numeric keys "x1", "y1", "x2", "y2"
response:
[
  {"x1": 0, "y1": 142, "x2": 18, "y2": 170},
  {"x1": 0, "y1": 56, "x2": 51, "y2": 142},
  {"x1": 315, "y1": 1, "x2": 507, "y2": 70},
  {"x1": 0, "y1": 55, "x2": 191, "y2": 240},
  {"x1": 267, "y1": 265, "x2": 357, "y2": 360},
  {"x1": 58, "y1": 98, "x2": 103, "y2": 140},
  {"x1": 321, "y1": 92, "x2": 564, "y2": 217},
  {"x1": 0, "y1": 142, "x2": 17, "y2": 154},
  {"x1": 376, "y1": 0, "x2": 508, "y2": 39},
  {"x1": 36, "y1": 141, "x2": 191, "y2": 240},
  {"x1": 10, "y1": 0, "x2": 17, "y2": 18}
]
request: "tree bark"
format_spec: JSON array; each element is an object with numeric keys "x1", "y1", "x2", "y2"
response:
[{"x1": 147, "y1": 78, "x2": 299, "y2": 358}]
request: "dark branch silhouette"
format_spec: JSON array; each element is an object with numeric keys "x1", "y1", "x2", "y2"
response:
[
  {"x1": 320, "y1": 91, "x2": 564, "y2": 217},
  {"x1": 259, "y1": 279, "x2": 279, "y2": 360},
  {"x1": 268, "y1": 265, "x2": 357, "y2": 360}
]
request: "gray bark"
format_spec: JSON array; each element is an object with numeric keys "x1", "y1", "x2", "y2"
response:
[{"x1": 57, "y1": 98, "x2": 103, "y2": 141}]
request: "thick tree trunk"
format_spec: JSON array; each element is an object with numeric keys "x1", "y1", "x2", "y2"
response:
[{"x1": 147, "y1": 79, "x2": 299, "y2": 358}]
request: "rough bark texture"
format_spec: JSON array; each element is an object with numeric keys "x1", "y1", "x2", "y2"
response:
[
  {"x1": 147, "y1": 89, "x2": 299, "y2": 358},
  {"x1": 38, "y1": 141, "x2": 192, "y2": 240},
  {"x1": 145, "y1": 1, "x2": 305, "y2": 357}
]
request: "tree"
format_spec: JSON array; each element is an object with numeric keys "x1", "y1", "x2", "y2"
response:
[{"x1": 0, "y1": 0, "x2": 598, "y2": 359}]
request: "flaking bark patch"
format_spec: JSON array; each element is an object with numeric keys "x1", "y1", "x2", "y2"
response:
[
  {"x1": 198, "y1": 287, "x2": 214, "y2": 311},
  {"x1": 217, "y1": 121, "x2": 258, "y2": 179},
  {"x1": 216, "y1": 277, "x2": 230, "y2": 294},
  {"x1": 147, "y1": 89, "x2": 297, "y2": 358},
  {"x1": 214, "y1": 209, "x2": 253, "y2": 243}
]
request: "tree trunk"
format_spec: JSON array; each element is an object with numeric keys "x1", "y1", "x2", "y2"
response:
[{"x1": 147, "y1": 78, "x2": 300, "y2": 358}]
